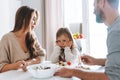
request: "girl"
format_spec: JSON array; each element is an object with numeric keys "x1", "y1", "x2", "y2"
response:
[{"x1": 50, "y1": 27, "x2": 79, "y2": 63}]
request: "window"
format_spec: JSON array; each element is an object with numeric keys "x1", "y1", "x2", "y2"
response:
[
  {"x1": 88, "y1": 0, "x2": 107, "y2": 58},
  {"x1": 63, "y1": 0, "x2": 82, "y2": 27},
  {"x1": 63, "y1": 0, "x2": 108, "y2": 58},
  {"x1": 63, "y1": 0, "x2": 90, "y2": 54},
  {"x1": 63, "y1": 0, "x2": 84, "y2": 54}
]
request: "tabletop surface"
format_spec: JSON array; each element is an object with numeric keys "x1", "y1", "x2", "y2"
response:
[
  {"x1": 0, "y1": 69, "x2": 80, "y2": 80},
  {"x1": 0, "y1": 63, "x2": 104, "y2": 80}
]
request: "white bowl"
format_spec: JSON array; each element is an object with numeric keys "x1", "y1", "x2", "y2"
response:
[{"x1": 27, "y1": 63, "x2": 58, "y2": 78}]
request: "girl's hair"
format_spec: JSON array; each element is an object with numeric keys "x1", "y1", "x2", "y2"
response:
[
  {"x1": 12, "y1": 6, "x2": 40, "y2": 58},
  {"x1": 56, "y1": 27, "x2": 74, "y2": 50}
]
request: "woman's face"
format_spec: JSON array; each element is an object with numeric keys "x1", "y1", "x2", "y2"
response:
[
  {"x1": 28, "y1": 11, "x2": 38, "y2": 31},
  {"x1": 56, "y1": 34, "x2": 70, "y2": 49}
]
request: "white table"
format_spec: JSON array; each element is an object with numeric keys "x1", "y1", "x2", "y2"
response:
[
  {"x1": 0, "y1": 69, "x2": 80, "y2": 80},
  {"x1": 0, "y1": 65, "x2": 104, "y2": 80}
]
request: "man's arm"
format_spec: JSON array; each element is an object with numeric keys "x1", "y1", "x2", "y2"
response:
[
  {"x1": 81, "y1": 55, "x2": 106, "y2": 66},
  {"x1": 72, "y1": 69, "x2": 109, "y2": 80},
  {"x1": 54, "y1": 67, "x2": 109, "y2": 80},
  {"x1": 95, "y1": 58, "x2": 106, "y2": 66}
]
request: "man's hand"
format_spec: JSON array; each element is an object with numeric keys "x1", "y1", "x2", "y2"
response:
[
  {"x1": 54, "y1": 68, "x2": 74, "y2": 78},
  {"x1": 81, "y1": 55, "x2": 97, "y2": 65}
]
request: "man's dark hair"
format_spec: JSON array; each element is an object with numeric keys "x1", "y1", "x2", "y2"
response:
[{"x1": 107, "y1": 0, "x2": 119, "y2": 9}]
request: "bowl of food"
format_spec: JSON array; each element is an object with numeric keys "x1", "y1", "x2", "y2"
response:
[{"x1": 27, "y1": 63, "x2": 58, "y2": 78}]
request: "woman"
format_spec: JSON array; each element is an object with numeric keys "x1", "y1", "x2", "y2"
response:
[{"x1": 0, "y1": 6, "x2": 45, "y2": 72}]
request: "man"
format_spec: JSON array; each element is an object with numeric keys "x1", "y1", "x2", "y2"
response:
[{"x1": 54, "y1": 0, "x2": 120, "y2": 80}]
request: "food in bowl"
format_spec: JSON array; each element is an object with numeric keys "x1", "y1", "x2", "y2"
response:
[
  {"x1": 32, "y1": 66, "x2": 51, "y2": 70},
  {"x1": 27, "y1": 63, "x2": 58, "y2": 78}
]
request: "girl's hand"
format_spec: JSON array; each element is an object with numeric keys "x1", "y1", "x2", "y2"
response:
[
  {"x1": 56, "y1": 40, "x2": 60, "y2": 46},
  {"x1": 66, "y1": 40, "x2": 72, "y2": 47}
]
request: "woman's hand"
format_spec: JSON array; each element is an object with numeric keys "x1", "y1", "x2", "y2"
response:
[
  {"x1": 19, "y1": 57, "x2": 40, "y2": 71},
  {"x1": 0, "y1": 60, "x2": 29, "y2": 72},
  {"x1": 15, "y1": 60, "x2": 29, "y2": 71}
]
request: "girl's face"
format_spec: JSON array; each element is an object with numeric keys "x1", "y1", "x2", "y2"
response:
[
  {"x1": 56, "y1": 34, "x2": 70, "y2": 49},
  {"x1": 28, "y1": 11, "x2": 38, "y2": 32}
]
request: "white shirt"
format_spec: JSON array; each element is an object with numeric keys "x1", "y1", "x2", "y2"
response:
[{"x1": 50, "y1": 46, "x2": 79, "y2": 63}]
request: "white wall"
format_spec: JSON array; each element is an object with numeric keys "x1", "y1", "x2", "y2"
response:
[
  {"x1": 89, "y1": 0, "x2": 107, "y2": 58},
  {"x1": 0, "y1": 0, "x2": 21, "y2": 39},
  {"x1": 0, "y1": 0, "x2": 10, "y2": 39},
  {"x1": 9, "y1": 0, "x2": 21, "y2": 30}
]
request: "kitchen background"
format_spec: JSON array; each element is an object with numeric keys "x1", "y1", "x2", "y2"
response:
[{"x1": 1, "y1": 0, "x2": 118, "y2": 59}]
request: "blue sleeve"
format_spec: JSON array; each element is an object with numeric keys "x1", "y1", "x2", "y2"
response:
[{"x1": 105, "y1": 30, "x2": 120, "y2": 80}]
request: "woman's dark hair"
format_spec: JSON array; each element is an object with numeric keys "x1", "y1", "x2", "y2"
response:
[
  {"x1": 56, "y1": 27, "x2": 74, "y2": 50},
  {"x1": 13, "y1": 6, "x2": 34, "y2": 32},
  {"x1": 26, "y1": 32, "x2": 36, "y2": 58},
  {"x1": 12, "y1": 6, "x2": 39, "y2": 58}
]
